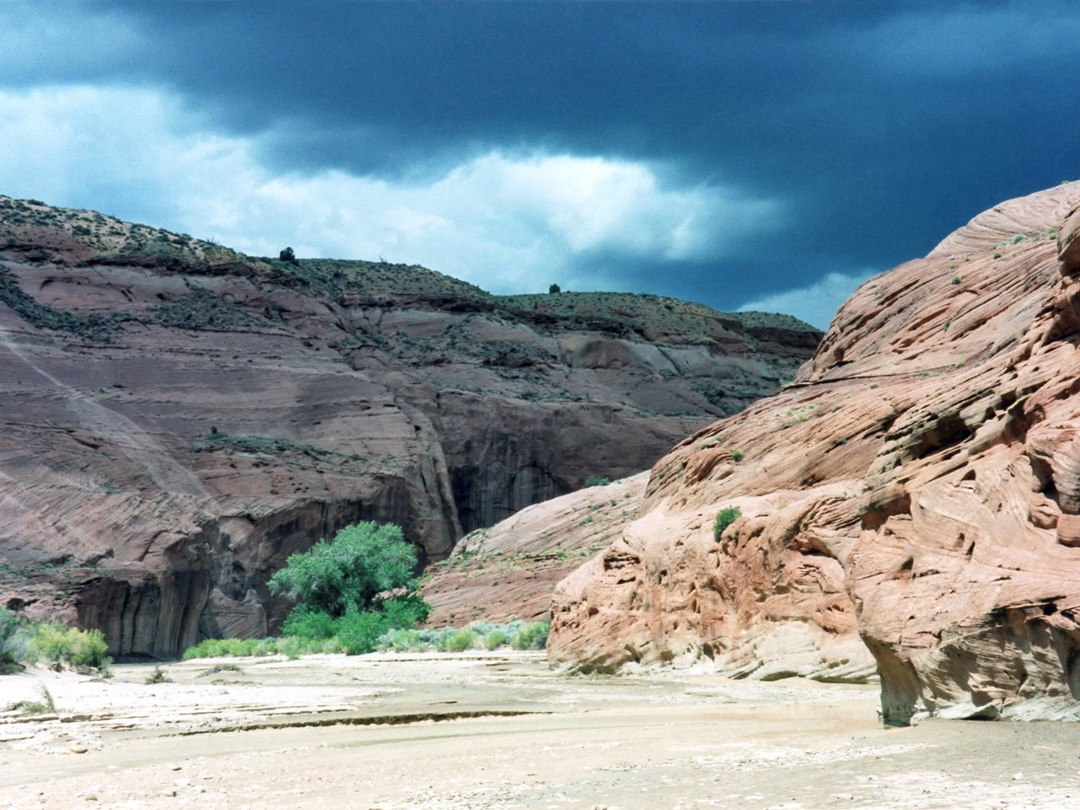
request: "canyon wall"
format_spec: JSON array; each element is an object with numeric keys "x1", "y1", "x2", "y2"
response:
[
  {"x1": 0, "y1": 196, "x2": 816, "y2": 656},
  {"x1": 549, "y1": 183, "x2": 1080, "y2": 723}
]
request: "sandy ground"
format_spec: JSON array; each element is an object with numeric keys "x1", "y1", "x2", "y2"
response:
[{"x1": 1, "y1": 652, "x2": 1079, "y2": 810}]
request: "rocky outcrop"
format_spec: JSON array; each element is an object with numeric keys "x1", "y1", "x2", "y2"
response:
[
  {"x1": 0, "y1": 196, "x2": 817, "y2": 656},
  {"x1": 422, "y1": 473, "x2": 647, "y2": 626},
  {"x1": 549, "y1": 183, "x2": 1080, "y2": 723}
]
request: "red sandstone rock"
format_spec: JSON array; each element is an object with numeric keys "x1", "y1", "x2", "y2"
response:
[
  {"x1": 0, "y1": 197, "x2": 814, "y2": 656},
  {"x1": 421, "y1": 473, "x2": 647, "y2": 626},
  {"x1": 549, "y1": 183, "x2": 1080, "y2": 723}
]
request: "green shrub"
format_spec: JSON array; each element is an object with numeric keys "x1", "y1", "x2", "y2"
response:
[
  {"x1": 182, "y1": 639, "x2": 220, "y2": 660},
  {"x1": 441, "y1": 629, "x2": 478, "y2": 652},
  {"x1": 26, "y1": 623, "x2": 111, "y2": 671},
  {"x1": 381, "y1": 595, "x2": 431, "y2": 630},
  {"x1": 281, "y1": 606, "x2": 337, "y2": 639},
  {"x1": 274, "y1": 639, "x2": 336, "y2": 660},
  {"x1": 335, "y1": 609, "x2": 387, "y2": 655},
  {"x1": 0, "y1": 608, "x2": 20, "y2": 672},
  {"x1": 510, "y1": 622, "x2": 549, "y2": 650},
  {"x1": 483, "y1": 629, "x2": 507, "y2": 650},
  {"x1": 730, "y1": 449, "x2": 744, "y2": 463},
  {"x1": 713, "y1": 506, "x2": 741, "y2": 541},
  {"x1": 181, "y1": 637, "x2": 276, "y2": 660},
  {"x1": 584, "y1": 475, "x2": 611, "y2": 487},
  {"x1": 378, "y1": 628, "x2": 424, "y2": 652}
]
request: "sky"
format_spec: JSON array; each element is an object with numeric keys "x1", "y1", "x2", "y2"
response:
[{"x1": 2, "y1": 2, "x2": 1079, "y2": 329}]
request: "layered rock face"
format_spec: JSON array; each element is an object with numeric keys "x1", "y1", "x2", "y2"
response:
[
  {"x1": 422, "y1": 472, "x2": 648, "y2": 627},
  {"x1": 550, "y1": 183, "x2": 1080, "y2": 723},
  {"x1": 0, "y1": 196, "x2": 816, "y2": 656}
]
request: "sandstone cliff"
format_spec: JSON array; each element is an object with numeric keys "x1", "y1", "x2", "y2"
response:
[
  {"x1": 0, "y1": 196, "x2": 816, "y2": 656},
  {"x1": 422, "y1": 472, "x2": 648, "y2": 627},
  {"x1": 549, "y1": 183, "x2": 1080, "y2": 724}
]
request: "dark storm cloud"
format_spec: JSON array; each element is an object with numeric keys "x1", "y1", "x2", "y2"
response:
[{"x1": 4, "y1": 1, "x2": 1080, "y2": 326}]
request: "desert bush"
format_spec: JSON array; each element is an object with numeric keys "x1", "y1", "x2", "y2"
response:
[
  {"x1": 181, "y1": 637, "x2": 277, "y2": 660},
  {"x1": 509, "y1": 622, "x2": 549, "y2": 650},
  {"x1": 0, "y1": 608, "x2": 20, "y2": 672},
  {"x1": 335, "y1": 609, "x2": 388, "y2": 655},
  {"x1": 276, "y1": 636, "x2": 304, "y2": 660},
  {"x1": 415, "y1": 628, "x2": 454, "y2": 648},
  {"x1": 483, "y1": 629, "x2": 507, "y2": 650},
  {"x1": 583, "y1": 475, "x2": 611, "y2": 487},
  {"x1": 381, "y1": 595, "x2": 431, "y2": 629},
  {"x1": 26, "y1": 623, "x2": 111, "y2": 671},
  {"x1": 281, "y1": 605, "x2": 337, "y2": 639},
  {"x1": 275, "y1": 635, "x2": 339, "y2": 660},
  {"x1": 713, "y1": 506, "x2": 741, "y2": 541},
  {"x1": 145, "y1": 665, "x2": 171, "y2": 684},
  {"x1": 440, "y1": 629, "x2": 478, "y2": 652},
  {"x1": 378, "y1": 628, "x2": 424, "y2": 652}
]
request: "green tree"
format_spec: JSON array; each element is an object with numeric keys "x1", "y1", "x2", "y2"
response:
[
  {"x1": 268, "y1": 522, "x2": 419, "y2": 619},
  {"x1": 548, "y1": 283, "x2": 561, "y2": 294}
]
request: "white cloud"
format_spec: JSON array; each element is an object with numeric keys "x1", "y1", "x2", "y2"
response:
[
  {"x1": 0, "y1": 84, "x2": 784, "y2": 295},
  {"x1": 739, "y1": 269, "x2": 880, "y2": 331}
]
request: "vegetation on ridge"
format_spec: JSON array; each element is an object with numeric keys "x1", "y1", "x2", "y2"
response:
[{"x1": 0, "y1": 194, "x2": 817, "y2": 344}]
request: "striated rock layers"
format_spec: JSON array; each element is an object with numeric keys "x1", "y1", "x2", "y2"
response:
[
  {"x1": 0, "y1": 196, "x2": 817, "y2": 657},
  {"x1": 422, "y1": 472, "x2": 648, "y2": 627},
  {"x1": 550, "y1": 183, "x2": 1080, "y2": 723}
]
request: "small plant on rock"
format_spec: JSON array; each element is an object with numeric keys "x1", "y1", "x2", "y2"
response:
[{"x1": 713, "y1": 506, "x2": 741, "y2": 542}]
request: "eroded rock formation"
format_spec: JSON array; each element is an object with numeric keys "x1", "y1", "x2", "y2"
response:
[
  {"x1": 549, "y1": 183, "x2": 1080, "y2": 723},
  {"x1": 422, "y1": 472, "x2": 648, "y2": 626},
  {"x1": 0, "y1": 196, "x2": 816, "y2": 656}
]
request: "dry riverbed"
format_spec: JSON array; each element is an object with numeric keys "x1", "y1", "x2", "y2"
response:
[{"x1": 1, "y1": 652, "x2": 1078, "y2": 810}]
